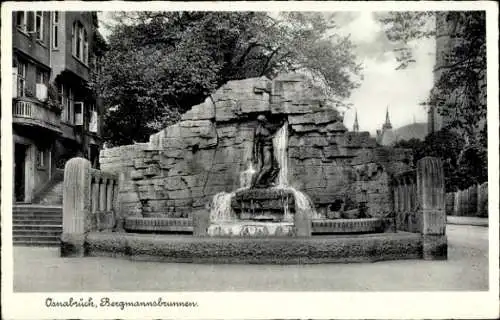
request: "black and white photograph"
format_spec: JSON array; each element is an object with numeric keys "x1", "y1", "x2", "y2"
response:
[{"x1": 1, "y1": 1, "x2": 498, "y2": 319}]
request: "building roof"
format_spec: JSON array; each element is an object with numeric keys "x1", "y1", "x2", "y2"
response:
[
  {"x1": 394, "y1": 122, "x2": 428, "y2": 142},
  {"x1": 378, "y1": 129, "x2": 396, "y2": 146}
]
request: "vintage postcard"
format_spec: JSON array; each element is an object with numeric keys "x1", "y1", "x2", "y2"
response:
[{"x1": 1, "y1": 1, "x2": 498, "y2": 319}]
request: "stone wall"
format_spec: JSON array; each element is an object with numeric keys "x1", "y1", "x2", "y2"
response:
[{"x1": 100, "y1": 74, "x2": 412, "y2": 220}]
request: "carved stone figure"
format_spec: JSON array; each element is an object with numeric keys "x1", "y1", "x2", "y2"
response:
[{"x1": 251, "y1": 115, "x2": 282, "y2": 188}]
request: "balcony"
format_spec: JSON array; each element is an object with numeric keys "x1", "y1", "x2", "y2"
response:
[{"x1": 12, "y1": 97, "x2": 62, "y2": 134}]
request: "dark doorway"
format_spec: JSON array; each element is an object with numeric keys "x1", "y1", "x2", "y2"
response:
[
  {"x1": 14, "y1": 143, "x2": 27, "y2": 202},
  {"x1": 89, "y1": 144, "x2": 100, "y2": 169}
]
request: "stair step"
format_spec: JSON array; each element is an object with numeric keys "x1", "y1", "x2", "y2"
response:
[
  {"x1": 13, "y1": 209, "x2": 62, "y2": 214},
  {"x1": 14, "y1": 240, "x2": 60, "y2": 247},
  {"x1": 14, "y1": 235, "x2": 61, "y2": 242},
  {"x1": 13, "y1": 219, "x2": 62, "y2": 224},
  {"x1": 14, "y1": 205, "x2": 61, "y2": 209},
  {"x1": 13, "y1": 216, "x2": 63, "y2": 221},
  {"x1": 13, "y1": 212, "x2": 62, "y2": 216},
  {"x1": 14, "y1": 230, "x2": 62, "y2": 237},
  {"x1": 12, "y1": 205, "x2": 62, "y2": 212},
  {"x1": 13, "y1": 225, "x2": 62, "y2": 231}
]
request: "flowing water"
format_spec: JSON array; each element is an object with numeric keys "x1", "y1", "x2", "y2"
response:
[
  {"x1": 272, "y1": 121, "x2": 320, "y2": 220},
  {"x1": 273, "y1": 121, "x2": 289, "y2": 187},
  {"x1": 209, "y1": 192, "x2": 236, "y2": 222},
  {"x1": 239, "y1": 161, "x2": 256, "y2": 189},
  {"x1": 209, "y1": 121, "x2": 320, "y2": 227}
]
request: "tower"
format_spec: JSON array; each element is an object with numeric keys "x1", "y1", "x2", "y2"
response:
[
  {"x1": 383, "y1": 106, "x2": 392, "y2": 130},
  {"x1": 378, "y1": 106, "x2": 395, "y2": 146},
  {"x1": 353, "y1": 110, "x2": 359, "y2": 132}
]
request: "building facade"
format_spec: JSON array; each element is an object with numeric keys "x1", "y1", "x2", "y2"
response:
[{"x1": 12, "y1": 11, "x2": 105, "y2": 203}]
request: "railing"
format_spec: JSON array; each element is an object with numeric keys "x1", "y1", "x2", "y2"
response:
[
  {"x1": 12, "y1": 97, "x2": 61, "y2": 132},
  {"x1": 446, "y1": 182, "x2": 488, "y2": 217},
  {"x1": 90, "y1": 169, "x2": 119, "y2": 230},
  {"x1": 392, "y1": 157, "x2": 447, "y2": 260},
  {"x1": 61, "y1": 157, "x2": 119, "y2": 257},
  {"x1": 13, "y1": 99, "x2": 33, "y2": 117},
  {"x1": 393, "y1": 169, "x2": 419, "y2": 232}
]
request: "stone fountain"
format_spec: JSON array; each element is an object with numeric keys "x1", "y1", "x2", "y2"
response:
[
  {"x1": 62, "y1": 74, "x2": 448, "y2": 263},
  {"x1": 206, "y1": 114, "x2": 317, "y2": 237}
]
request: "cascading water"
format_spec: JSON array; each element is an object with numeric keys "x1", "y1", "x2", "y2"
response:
[
  {"x1": 273, "y1": 121, "x2": 289, "y2": 187},
  {"x1": 239, "y1": 161, "x2": 256, "y2": 189},
  {"x1": 209, "y1": 192, "x2": 236, "y2": 222},
  {"x1": 272, "y1": 121, "x2": 321, "y2": 220}
]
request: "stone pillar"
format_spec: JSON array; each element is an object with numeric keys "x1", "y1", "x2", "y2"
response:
[
  {"x1": 393, "y1": 180, "x2": 400, "y2": 229},
  {"x1": 193, "y1": 207, "x2": 210, "y2": 237},
  {"x1": 453, "y1": 191, "x2": 460, "y2": 216},
  {"x1": 409, "y1": 179, "x2": 416, "y2": 211},
  {"x1": 99, "y1": 178, "x2": 107, "y2": 212},
  {"x1": 91, "y1": 178, "x2": 99, "y2": 213},
  {"x1": 417, "y1": 157, "x2": 447, "y2": 260},
  {"x1": 113, "y1": 182, "x2": 124, "y2": 231},
  {"x1": 402, "y1": 181, "x2": 409, "y2": 212},
  {"x1": 393, "y1": 181, "x2": 399, "y2": 213},
  {"x1": 106, "y1": 180, "x2": 114, "y2": 211},
  {"x1": 477, "y1": 182, "x2": 488, "y2": 218},
  {"x1": 61, "y1": 157, "x2": 92, "y2": 257}
]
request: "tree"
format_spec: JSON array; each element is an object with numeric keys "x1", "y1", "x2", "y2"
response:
[
  {"x1": 100, "y1": 12, "x2": 362, "y2": 146},
  {"x1": 376, "y1": 11, "x2": 486, "y2": 146},
  {"x1": 394, "y1": 128, "x2": 486, "y2": 191}
]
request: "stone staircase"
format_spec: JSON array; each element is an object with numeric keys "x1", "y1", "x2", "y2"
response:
[
  {"x1": 33, "y1": 169, "x2": 64, "y2": 205},
  {"x1": 13, "y1": 205, "x2": 62, "y2": 246}
]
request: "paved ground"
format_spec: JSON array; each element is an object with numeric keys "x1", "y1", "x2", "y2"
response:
[
  {"x1": 13, "y1": 225, "x2": 488, "y2": 291},
  {"x1": 447, "y1": 215, "x2": 489, "y2": 227}
]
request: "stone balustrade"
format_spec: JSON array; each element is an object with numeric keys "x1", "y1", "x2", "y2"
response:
[
  {"x1": 61, "y1": 157, "x2": 119, "y2": 257},
  {"x1": 392, "y1": 157, "x2": 447, "y2": 260},
  {"x1": 446, "y1": 182, "x2": 488, "y2": 217},
  {"x1": 393, "y1": 169, "x2": 418, "y2": 232}
]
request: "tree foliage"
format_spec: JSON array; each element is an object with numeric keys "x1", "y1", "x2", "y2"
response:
[
  {"x1": 394, "y1": 128, "x2": 487, "y2": 191},
  {"x1": 100, "y1": 12, "x2": 362, "y2": 146},
  {"x1": 377, "y1": 11, "x2": 486, "y2": 146}
]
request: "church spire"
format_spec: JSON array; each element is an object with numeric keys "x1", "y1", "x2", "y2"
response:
[
  {"x1": 383, "y1": 106, "x2": 392, "y2": 130},
  {"x1": 353, "y1": 110, "x2": 359, "y2": 132}
]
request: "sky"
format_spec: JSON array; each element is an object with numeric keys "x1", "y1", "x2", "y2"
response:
[
  {"x1": 337, "y1": 12, "x2": 435, "y2": 134},
  {"x1": 98, "y1": 11, "x2": 435, "y2": 135}
]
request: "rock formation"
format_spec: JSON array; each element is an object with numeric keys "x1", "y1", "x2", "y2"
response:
[{"x1": 100, "y1": 74, "x2": 412, "y2": 220}]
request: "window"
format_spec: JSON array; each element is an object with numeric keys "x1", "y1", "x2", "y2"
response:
[
  {"x1": 74, "y1": 102, "x2": 84, "y2": 126},
  {"x1": 83, "y1": 30, "x2": 89, "y2": 64},
  {"x1": 35, "y1": 68, "x2": 48, "y2": 100},
  {"x1": 16, "y1": 11, "x2": 25, "y2": 29},
  {"x1": 89, "y1": 104, "x2": 98, "y2": 133},
  {"x1": 36, "y1": 68, "x2": 47, "y2": 85},
  {"x1": 67, "y1": 88, "x2": 73, "y2": 123},
  {"x1": 58, "y1": 83, "x2": 67, "y2": 120},
  {"x1": 16, "y1": 11, "x2": 40, "y2": 39},
  {"x1": 72, "y1": 21, "x2": 88, "y2": 65},
  {"x1": 35, "y1": 11, "x2": 43, "y2": 41},
  {"x1": 52, "y1": 12, "x2": 59, "y2": 49},
  {"x1": 16, "y1": 60, "x2": 27, "y2": 97},
  {"x1": 37, "y1": 148, "x2": 45, "y2": 168}
]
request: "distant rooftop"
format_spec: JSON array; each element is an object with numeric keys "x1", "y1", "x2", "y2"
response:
[{"x1": 394, "y1": 122, "x2": 428, "y2": 142}]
